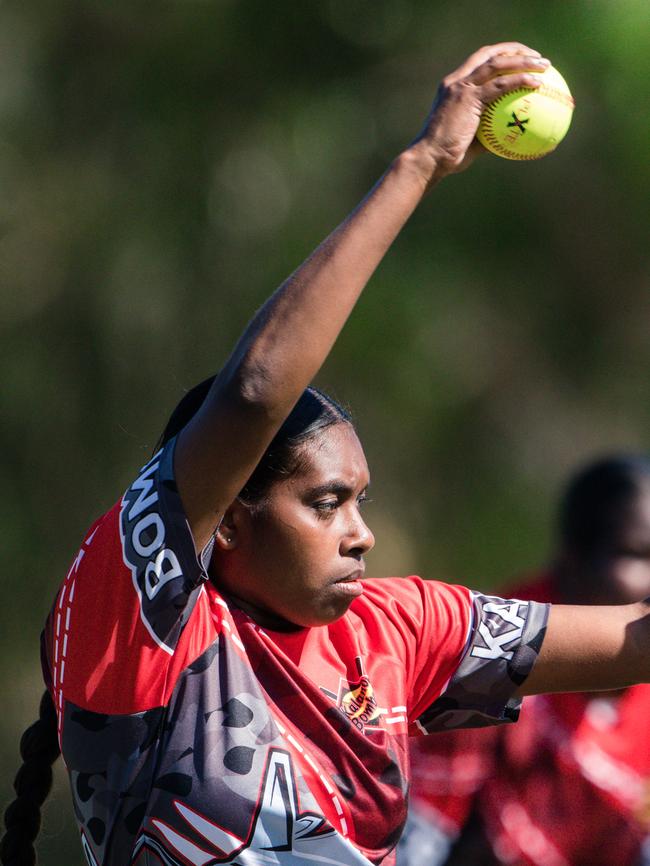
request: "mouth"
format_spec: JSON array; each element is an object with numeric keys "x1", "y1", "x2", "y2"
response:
[{"x1": 332, "y1": 567, "x2": 365, "y2": 597}]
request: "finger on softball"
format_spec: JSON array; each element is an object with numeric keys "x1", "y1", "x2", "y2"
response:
[
  {"x1": 446, "y1": 42, "x2": 542, "y2": 83},
  {"x1": 470, "y1": 52, "x2": 549, "y2": 85},
  {"x1": 478, "y1": 71, "x2": 544, "y2": 104}
]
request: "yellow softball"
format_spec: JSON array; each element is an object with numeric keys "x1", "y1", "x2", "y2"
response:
[{"x1": 477, "y1": 65, "x2": 575, "y2": 160}]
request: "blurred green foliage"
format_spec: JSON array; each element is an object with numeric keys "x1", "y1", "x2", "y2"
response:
[{"x1": 1, "y1": 1, "x2": 649, "y2": 861}]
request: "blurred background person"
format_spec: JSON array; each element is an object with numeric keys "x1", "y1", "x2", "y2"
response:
[{"x1": 400, "y1": 454, "x2": 650, "y2": 866}]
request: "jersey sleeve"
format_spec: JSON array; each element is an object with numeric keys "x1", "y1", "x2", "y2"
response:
[
  {"x1": 413, "y1": 589, "x2": 550, "y2": 733},
  {"x1": 42, "y1": 437, "x2": 216, "y2": 716},
  {"x1": 119, "y1": 437, "x2": 213, "y2": 652}
]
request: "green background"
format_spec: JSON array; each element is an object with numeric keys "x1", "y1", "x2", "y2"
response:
[{"x1": 2, "y1": 1, "x2": 649, "y2": 861}]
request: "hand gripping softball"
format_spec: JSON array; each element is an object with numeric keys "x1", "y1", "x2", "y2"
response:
[{"x1": 477, "y1": 64, "x2": 575, "y2": 160}]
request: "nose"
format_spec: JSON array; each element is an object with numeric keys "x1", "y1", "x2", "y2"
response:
[{"x1": 342, "y1": 510, "x2": 375, "y2": 557}]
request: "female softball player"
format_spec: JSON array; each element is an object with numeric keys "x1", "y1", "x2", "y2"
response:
[{"x1": 3, "y1": 44, "x2": 650, "y2": 866}]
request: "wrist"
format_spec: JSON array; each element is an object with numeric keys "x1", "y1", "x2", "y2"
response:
[{"x1": 394, "y1": 139, "x2": 451, "y2": 193}]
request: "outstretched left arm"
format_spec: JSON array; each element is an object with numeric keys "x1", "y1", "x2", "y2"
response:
[{"x1": 518, "y1": 599, "x2": 650, "y2": 695}]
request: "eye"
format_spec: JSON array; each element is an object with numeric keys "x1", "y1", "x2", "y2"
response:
[
  {"x1": 357, "y1": 491, "x2": 371, "y2": 507},
  {"x1": 312, "y1": 499, "x2": 339, "y2": 518}
]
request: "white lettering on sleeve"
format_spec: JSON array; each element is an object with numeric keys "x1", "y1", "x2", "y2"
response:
[
  {"x1": 127, "y1": 461, "x2": 160, "y2": 521},
  {"x1": 470, "y1": 601, "x2": 526, "y2": 661},
  {"x1": 483, "y1": 601, "x2": 525, "y2": 629},
  {"x1": 145, "y1": 549, "x2": 183, "y2": 600},
  {"x1": 132, "y1": 513, "x2": 165, "y2": 558}
]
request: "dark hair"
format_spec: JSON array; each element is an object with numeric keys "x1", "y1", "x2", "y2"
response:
[
  {"x1": 157, "y1": 376, "x2": 353, "y2": 507},
  {"x1": 559, "y1": 454, "x2": 650, "y2": 555},
  {"x1": 1, "y1": 690, "x2": 60, "y2": 866}
]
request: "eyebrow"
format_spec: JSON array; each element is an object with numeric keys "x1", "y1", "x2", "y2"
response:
[{"x1": 304, "y1": 480, "x2": 370, "y2": 499}]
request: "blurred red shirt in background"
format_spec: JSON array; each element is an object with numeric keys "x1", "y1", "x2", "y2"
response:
[{"x1": 404, "y1": 573, "x2": 650, "y2": 866}]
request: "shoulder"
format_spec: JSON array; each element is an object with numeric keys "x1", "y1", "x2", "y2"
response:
[
  {"x1": 356, "y1": 575, "x2": 471, "y2": 609},
  {"x1": 350, "y1": 576, "x2": 472, "y2": 637}
]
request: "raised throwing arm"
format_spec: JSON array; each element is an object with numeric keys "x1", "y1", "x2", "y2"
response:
[{"x1": 174, "y1": 43, "x2": 549, "y2": 551}]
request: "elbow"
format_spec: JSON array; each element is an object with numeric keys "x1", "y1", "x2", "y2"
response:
[{"x1": 220, "y1": 358, "x2": 289, "y2": 422}]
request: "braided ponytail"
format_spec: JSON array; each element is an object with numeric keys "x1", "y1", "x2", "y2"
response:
[{"x1": 1, "y1": 691, "x2": 60, "y2": 866}]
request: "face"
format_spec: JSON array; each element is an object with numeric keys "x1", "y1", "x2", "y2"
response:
[{"x1": 212, "y1": 423, "x2": 375, "y2": 629}]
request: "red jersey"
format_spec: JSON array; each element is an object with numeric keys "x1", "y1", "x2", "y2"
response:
[
  {"x1": 41, "y1": 440, "x2": 548, "y2": 866},
  {"x1": 401, "y1": 574, "x2": 650, "y2": 866}
]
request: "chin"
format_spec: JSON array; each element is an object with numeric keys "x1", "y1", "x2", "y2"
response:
[
  {"x1": 250, "y1": 589, "x2": 356, "y2": 630},
  {"x1": 279, "y1": 601, "x2": 350, "y2": 630},
  {"x1": 311, "y1": 597, "x2": 356, "y2": 627}
]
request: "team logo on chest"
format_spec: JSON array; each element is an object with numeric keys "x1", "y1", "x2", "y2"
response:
[{"x1": 320, "y1": 656, "x2": 383, "y2": 731}]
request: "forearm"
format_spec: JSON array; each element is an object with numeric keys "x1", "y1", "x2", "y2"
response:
[
  {"x1": 177, "y1": 146, "x2": 440, "y2": 542},
  {"x1": 217, "y1": 141, "x2": 439, "y2": 418},
  {"x1": 214, "y1": 44, "x2": 548, "y2": 418},
  {"x1": 519, "y1": 599, "x2": 650, "y2": 695}
]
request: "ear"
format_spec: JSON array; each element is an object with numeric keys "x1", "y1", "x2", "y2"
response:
[{"x1": 213, "y1": 501, "x2": 248, "y2": 550}]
